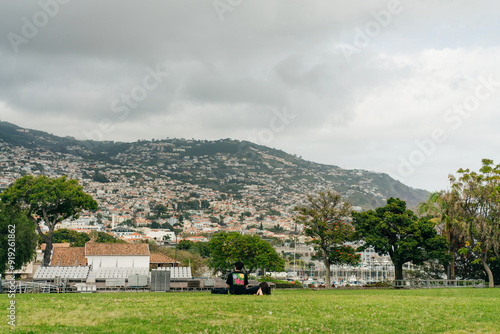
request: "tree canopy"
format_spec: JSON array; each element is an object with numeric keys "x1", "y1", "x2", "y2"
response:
[
  {"x1": 177, "y1": 239, "x2": 196, "y2": 251},
  {"x1": 294, "y1": 191, "x2": 358, "y2": 288},
  {"x1": 352, "y1": 197, "x2": 449, "y2": 281},
  {"x1": 0, "y1": 202, "x2": 38, "y2": 274},
  {"x1": 208, "y1": 232, "x2": 284, "y2": 275},
  {"x1": 176, "y1": 240, "x2": 211, "y2": 258},
  {"x1": 47, "y1": 228, "x2": 125, "y2": 247},
  {"x1": 446, "y1": 159, "x2": 500, "y2": 287},
  {"x1": 1, "y1": 175, "x2": 98, "y2": 266},
  {"x1": 418, "y1": 191, "x2": 463, "y2": 279}
]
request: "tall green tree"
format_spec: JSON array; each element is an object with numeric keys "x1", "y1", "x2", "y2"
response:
[
  {"x1": 418, "y1": 191, "x2": 462, "y2": 279},
  {"x1": 352, "y1": 198, "x2": 449, "y2": 281},
  {"x1": 0, "y1": 203, "x2": 38, "y2": 274},
  {"x1": 208, "y1": 232, "x2": 284, "y2": 275},
  {"x1": 1, "y1": 175, "x2": 98, "y2": 266},
  {"x1": 447, "y1": 159, "x2": 500, "y2": 288},
  {"x1": 294, "y1": 191, "x2": 358, "y2": 288}
]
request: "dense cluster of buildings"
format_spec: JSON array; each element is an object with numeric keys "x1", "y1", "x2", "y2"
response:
[
  {"x1": 1, "y1": 135, "x2": 399, "y2": 283},
  {"x1": 0, "y1": 140, "x2": 309, "y2": 242}
]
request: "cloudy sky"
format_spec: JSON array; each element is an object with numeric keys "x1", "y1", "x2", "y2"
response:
[{"x1": 1, "y1": 0, "x2": 500, "y2": 192}]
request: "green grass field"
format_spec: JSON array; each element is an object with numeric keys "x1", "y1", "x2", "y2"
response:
[{"x1": 1, "y1": 288, "x2": 499, "y2": 333}]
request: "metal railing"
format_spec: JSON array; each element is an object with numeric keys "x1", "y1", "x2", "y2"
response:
[
  {"x1": 393, "y1": 279, "x2": 485, "y2": 289},
  {"x1": 0, "y1": 281, "x2": 67, "y2": 294}
]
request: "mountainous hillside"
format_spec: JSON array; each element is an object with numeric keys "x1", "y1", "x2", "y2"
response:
[{"x1": 0, "y1": 121, "x2": 428, "y2": 210}]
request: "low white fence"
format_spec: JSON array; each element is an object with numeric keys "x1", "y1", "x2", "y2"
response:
[{"x1": 393, "y1": 279, "x2": 485, "y2": 289}]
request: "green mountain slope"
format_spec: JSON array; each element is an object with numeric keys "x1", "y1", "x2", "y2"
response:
[{"x1": 0, "y1": 121, "x2": 428, "y2": 210}]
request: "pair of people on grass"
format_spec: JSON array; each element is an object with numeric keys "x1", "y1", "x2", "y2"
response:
[{"x1": 226, "y1": 261, "x2": 271, "y2": 295}]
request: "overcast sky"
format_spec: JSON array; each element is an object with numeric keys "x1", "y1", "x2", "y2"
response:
[{"x1": 1, "y1": 0, "x2": 500, "y2": 192}]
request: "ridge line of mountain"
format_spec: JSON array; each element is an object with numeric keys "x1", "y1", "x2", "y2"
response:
[{"x1": 0, "y1": 121, "x2": 428, "y2": 210}]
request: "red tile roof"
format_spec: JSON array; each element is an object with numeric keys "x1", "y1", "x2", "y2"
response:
[
  {"x1": 85, "y1": 242, "x2": 150, "y2": 256},
  {"x1": 41, "y1": 243, "x2": 71, "y2": 251},
  {"x1": 50, "y1": 247, "x2": 87, "y2": 266},
  {"x1": 150, "y1": 252, "x2": 178, "y2": 264}
]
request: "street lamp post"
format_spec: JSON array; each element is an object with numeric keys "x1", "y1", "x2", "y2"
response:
[
  {"x1": 174, "y1": 232, "x2": 178, "y2": 268},
  {"x1": 293, "y1": 236, "x2": 296, "y2": 273}
]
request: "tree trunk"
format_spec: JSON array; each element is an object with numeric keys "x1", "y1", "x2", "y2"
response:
[
  {"x1": 450, "y1": 254, "x2": 455, "y2": 280},
  {"x1": 323, "y1": 255, "x2": 331, "y2": 289},
  {"x1": 42, "y1": 227, "x2": 54, "y2": 266},
  {"x1": 480, "y1": 257, "x2": 494, "y2": 288},
  {"x1": 394, "y1": 263, "x2": 404, "y2": 281},
  {"x1": 43, "y1": 240, "x2": 52, "y2": 266},
  {"x1": 446, "y1": 230, "x2": 455, "y2": 279}
]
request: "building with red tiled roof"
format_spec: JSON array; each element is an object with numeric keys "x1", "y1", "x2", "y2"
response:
[
  {"x1": 185, "y1": 236, "x2": 209, "y2": 243},
  {"x1": 149, "y1": 252, "x2": 179, "y2": 269},
  {"x1": 50, "y1": 247, "x2": 87, "y2": 266},
  {"x1": 85, "y1": 242, "x2": 149, "y2": 256},
  {"x1": 122, "y1": 232, "x2": 143, "y2": 239},
  {"x1": 38, "y1": 243, "x2": 71, "y2": 262},
  {"x1": 85, "y1": 242, "x2": 150, "y2": 269}
]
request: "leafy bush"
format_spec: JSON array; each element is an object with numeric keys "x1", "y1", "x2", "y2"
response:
[
  {"x1": 363, "y1": 281, "x2": 392, "y2": 288},
  {"x1": 258, "y1": 276, "x2": 303, "y2": 289}
]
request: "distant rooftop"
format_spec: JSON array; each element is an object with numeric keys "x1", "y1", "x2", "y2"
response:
[
  {"x1": 50, "y1": 247, "x2": 86, "y2": 266},
  {"x1": 85, "y1": 242, "x2": 150, "y2": 256}
]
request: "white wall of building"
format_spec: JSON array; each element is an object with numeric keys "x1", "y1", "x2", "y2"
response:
[
  {"x1": 86, "y1": 255, "x2": 149, "y2": 269},
  {"x1": 147, "y1": 230, "x2": 176, "y2": 241}
]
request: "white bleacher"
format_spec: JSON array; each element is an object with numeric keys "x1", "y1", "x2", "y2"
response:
[
  {"x1": 156, "y1": 266, "x2": 192, "y2": 279},
  {"x1": 128, "y1": 274, "x2": 148, "y2": 287},
  {"x1": 33, "y1": 266, "x2": 90, "y2": 281},
  {"x1": 89, "y1": 267, "x2": 150, "y2": 281},
  {"x1": 74, "y1": 283, "x2": 97, "y2": 293}
]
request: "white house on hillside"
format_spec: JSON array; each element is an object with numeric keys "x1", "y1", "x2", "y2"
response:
[{"x1": 146, "y1": 229, "x2": 176, "y2": 243}]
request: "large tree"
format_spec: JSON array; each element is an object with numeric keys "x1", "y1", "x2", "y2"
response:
[
  {"x1": 0, "y1": 202, "x2": 38, "y2": 274},
  {"x1": 418, "y1": 191, "x2": 463, "y2": 279},
  {"x1": 208, "y1": 232, "x2": 284, "y2": 275},
  {"x1": 1, "y1": 175, "x2": 98, "y2": 266},
  {"x1": 294, "y1": 191, "x2": 358, "y2": 289},
  {"x1": 447, "y1": 159, "x2": 500, "y2": 288},
  {"x1": 352, "y1": 198, "x2": 449, "y2": 281}
]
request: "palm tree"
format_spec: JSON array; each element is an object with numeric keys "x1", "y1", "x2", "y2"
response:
[{"x1": 418, "y1": 191, "x2": 461, "y2": 279}]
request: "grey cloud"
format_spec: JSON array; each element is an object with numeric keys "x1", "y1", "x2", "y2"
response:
[{"x1": 2, "y1": 0, "x2": 500, "y2": 191}]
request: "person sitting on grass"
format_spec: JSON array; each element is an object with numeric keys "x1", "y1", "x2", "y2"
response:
[
  {"x1": 246, "y1": 282, "x2": 272, "y2": 295},
  {"x1": 226, "y1": 261, "x2": 248, "y2": 295}
]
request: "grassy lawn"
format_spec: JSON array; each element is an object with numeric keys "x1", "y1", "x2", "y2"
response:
[{"x1": 1, "y1": 288, "x2": 499, "y2": 333}]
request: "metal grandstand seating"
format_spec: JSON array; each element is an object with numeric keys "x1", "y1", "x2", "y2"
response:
[
  {"x1": 33, "y1": 266, "x2": 90, "y2": 281},
  {"x1": 105, "y1": 278, "x2": 126, "y2": 290},
  {"x1": 74, "y1": 283, "x2": 97, "y2": 293},
  {"x1": 128, "y1": 274, "x2": 149, "y2": 288},
  {"x1": 89, "y1": 267, "x2": 150, "y2": 281},
  {"x1": 156, "y1": 267, "x2": 192, "y2": 280},
  {"x1": 150, "y1": 270, "x2": 170, "y2": 292}
]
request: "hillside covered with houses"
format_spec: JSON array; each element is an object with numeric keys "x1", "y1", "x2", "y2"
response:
[{"x1": 0, "y1": 121, "x2": 428, "y2": 246}]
